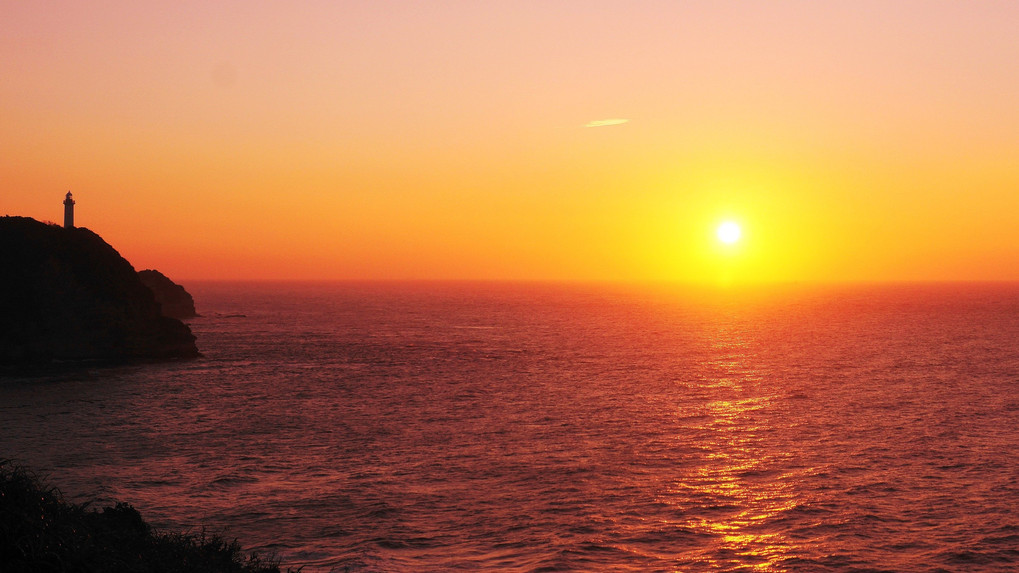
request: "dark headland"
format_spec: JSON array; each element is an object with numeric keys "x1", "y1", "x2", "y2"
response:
[
  {"x1": 0, "y1": 216, "x2": 199, "y2": 364},
  {"x1": 138, "y1": 269, "x2": 199, "y2": 319}
]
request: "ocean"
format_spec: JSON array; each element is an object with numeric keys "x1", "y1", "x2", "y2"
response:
[{"x1": 3, "y1": 282, "x2": 1019, "y2": 572}]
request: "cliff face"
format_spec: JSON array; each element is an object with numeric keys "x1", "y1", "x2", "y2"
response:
[
  {"x1": 138, "y1": 269, "x2": 197, "y2": 319},
  {"x1": 0, "y1": 216, "x2": 199, "y2": 363}
]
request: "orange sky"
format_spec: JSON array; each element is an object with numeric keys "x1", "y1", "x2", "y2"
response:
[{"x1": 3, "y1": 1, "x2": 1018, "y2": 282}]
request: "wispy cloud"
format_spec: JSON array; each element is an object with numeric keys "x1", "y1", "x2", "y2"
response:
[{"x1": 585, "y1": 119, "x2": 629, "y2": 128}]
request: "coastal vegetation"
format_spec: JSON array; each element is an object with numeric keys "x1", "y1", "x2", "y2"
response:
[{"x1": 0, "y1": 459, "x2": 286, "y2": 573}]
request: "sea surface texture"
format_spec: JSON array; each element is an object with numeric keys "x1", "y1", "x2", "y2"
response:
[{"x1": 3, "y1": 282, "x2": 1019, "y2": 572}]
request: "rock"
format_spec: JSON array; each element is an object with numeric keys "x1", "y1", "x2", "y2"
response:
[
  {"x1": 0, "y1": 216, "x2": 199, "y2": 363},
  {"x1": 138, "y1": 269, "x2": 197, "y2": 319}
]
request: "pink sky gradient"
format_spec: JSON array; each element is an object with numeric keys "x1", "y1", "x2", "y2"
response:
[{"x1": 3, "y1": 1, "x2": 1018, "y2": 282}]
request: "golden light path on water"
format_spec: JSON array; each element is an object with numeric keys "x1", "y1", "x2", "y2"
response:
[{"x1": 658, "y1": 329, "x2": 801, "y2": 572}]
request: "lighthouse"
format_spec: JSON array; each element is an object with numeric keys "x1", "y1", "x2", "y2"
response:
[{"x1": 63, "y1": 191, "x2": 75, "y2": 228}]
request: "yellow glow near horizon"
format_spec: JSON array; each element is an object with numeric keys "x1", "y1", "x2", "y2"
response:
[
  {"x1": 717, "y1": 222, "x2": 742, "y2": 245},
  {"x1": 3, "y1": 3, "x2": 1019, "y2": 282}
]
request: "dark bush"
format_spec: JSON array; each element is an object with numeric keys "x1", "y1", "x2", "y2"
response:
[{"x1": 0, "y1": 460, "x2": 289, "y2": 573}]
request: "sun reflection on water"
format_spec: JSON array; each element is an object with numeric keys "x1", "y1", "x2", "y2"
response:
[{"x1": 663, "y1": 332, "x2": 801, "y2": 571}]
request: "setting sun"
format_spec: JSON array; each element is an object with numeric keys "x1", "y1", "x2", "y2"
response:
[
  {"x1": 6, "y1": 4, "x2": 1019, "y2": 572},
  {"x1": 717, "y1": 221, "x2": 742, "y2": 245}
]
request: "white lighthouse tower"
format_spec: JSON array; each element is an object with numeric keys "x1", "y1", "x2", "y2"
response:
[{"x1": 63, "y1": 191, "x2": 75, "y2": 228}]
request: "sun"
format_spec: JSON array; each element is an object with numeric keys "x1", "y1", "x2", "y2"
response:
[{"x1": 716, "y1": 221, "x2": 742, "y2": 244}]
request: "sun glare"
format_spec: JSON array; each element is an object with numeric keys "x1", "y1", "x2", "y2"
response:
[{"x1": 717, "y1": 221, "x2": 741, "y2": 245}]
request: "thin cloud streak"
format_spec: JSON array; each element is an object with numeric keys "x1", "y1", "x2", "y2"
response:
[{"x1": 585, "y1": 119, "x2": 629, "y2": 128}]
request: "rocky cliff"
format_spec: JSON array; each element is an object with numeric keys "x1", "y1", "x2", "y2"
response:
[
  {"x1": 138, "y1": 269, "x2": 198, "y2": 319},
  {"x1": 0, "y1": 216, "x2": 199, "y2": 363}
]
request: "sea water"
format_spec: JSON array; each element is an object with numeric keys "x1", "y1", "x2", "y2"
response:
[{"x1": 2, "y1": 282, "x2": 1019, "y2": 572}]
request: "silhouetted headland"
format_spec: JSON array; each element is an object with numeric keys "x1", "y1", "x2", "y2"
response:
[
  {"x1": 0, "y1": 216, "x2": 199, "y2": 364},
  {"x1": 138, "y1": 269, "x2": 199, "y2": 319},
  {"x1": 0, "y1": 459, "x2": 285, "y2": 573}
]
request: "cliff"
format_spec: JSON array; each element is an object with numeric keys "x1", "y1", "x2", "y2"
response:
[
  {"x1": 138, "y1": 269, "x2": 198, "y2": 319},
  {"x1": 0, "y1": 216, "x2": 199, "y2": 363}
]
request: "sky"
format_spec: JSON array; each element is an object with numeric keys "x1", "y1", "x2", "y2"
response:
[{"x1": 3, "y1": 1, "x2": 1018, "y2": 283}]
